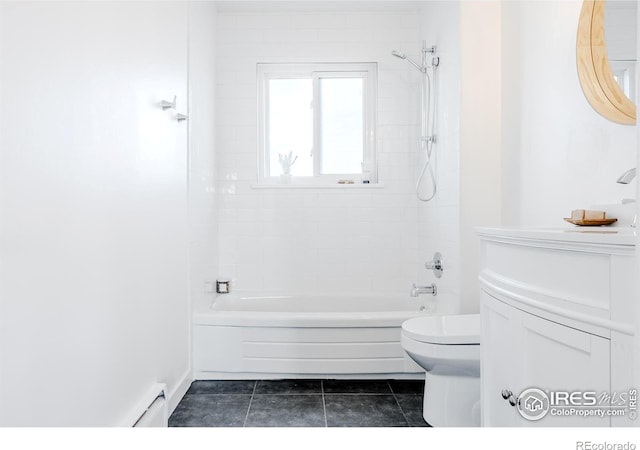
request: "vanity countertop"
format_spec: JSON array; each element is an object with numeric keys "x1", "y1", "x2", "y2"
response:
[{"x1": 476, "y1": 226, "x2": 636, "y2": 250}]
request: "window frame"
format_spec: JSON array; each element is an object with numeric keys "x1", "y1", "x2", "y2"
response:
[
  {"x1": 257, "y1": 62, "x2": 377, "y2": 185},
  {"x1": 609, "y1": 60, "x2": 636, "y2": 104}
]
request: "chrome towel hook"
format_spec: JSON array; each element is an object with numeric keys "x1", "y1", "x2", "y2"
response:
[{"x1": 160, "y1": 95, "x2": 176, "y2": 110}]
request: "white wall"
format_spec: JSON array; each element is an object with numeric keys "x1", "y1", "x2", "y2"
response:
[
  {"x1": 0, "y1": 1, "x2": 192, "y2": 426},
  {"x1": 215, "y1": 8, "x2": 434, "y2": 297},
  {"x1": 188, "y1": 4, "x2": 218, "y2": 324},
  {"x1": 420, "y1": 1, "x2": 462, "y2": 313},
  {"x1": 635, "y1": 0, "x2": 640, "y2": 411},
  {"x1": 498, "y1": 0, "x2": 640, "y2": 416},
  {"x1": 501, "y1": 0, "x2": 637, "y2": 226},
  {"x1": 458, "y1": 0, "x2": 638, "y2": 311},
  {"x1": 459, "y1": 1, "x2": 503, "y2": 313}
]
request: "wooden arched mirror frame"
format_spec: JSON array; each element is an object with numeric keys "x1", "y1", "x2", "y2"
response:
[{"x1": 576, "y1": 0, "x2": 636, "y2": 125}]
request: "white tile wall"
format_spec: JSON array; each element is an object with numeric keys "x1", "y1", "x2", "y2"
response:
[
  {"x1": 216, "y1": 7, "x2": 461, "y2": 304},
  {"x1": 419, "y1": 1, "x2": 461, "y2": 313}
]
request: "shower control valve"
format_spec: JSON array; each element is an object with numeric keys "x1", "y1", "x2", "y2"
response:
[{"x1": 425, "y1": 252, "x2": 443, "y2": 278}]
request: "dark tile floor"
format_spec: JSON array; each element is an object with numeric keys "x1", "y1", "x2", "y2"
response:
[{"x1": 169, "y1": 379, "x2": 429, "y2": 427}]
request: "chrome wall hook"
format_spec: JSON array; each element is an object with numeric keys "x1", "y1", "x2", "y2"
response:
[{"x1": 161, "y1": 95, "x2": 176, "y2": 110}]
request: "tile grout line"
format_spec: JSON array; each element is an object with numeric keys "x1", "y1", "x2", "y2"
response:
[
  {"x1": 388, "y1": 381, "x2": 411, "y2": 427},
  {"x1": 320, "y1": 392, "x2": 391, "y2": 396},
  {"x1": 242, "y1": 380, "x2": 258, "y2": 427},
  {"x1": 321, "y1": 380, "x2": 328, "y2": 427}
]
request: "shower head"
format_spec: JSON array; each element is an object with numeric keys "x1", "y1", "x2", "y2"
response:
[{"x1": 391, "y1": 49, "x2": 425, "y2": 73}]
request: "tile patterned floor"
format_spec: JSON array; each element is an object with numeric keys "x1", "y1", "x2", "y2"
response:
[{"x1": 169, "y1": 379, "x2": 429, "y2": 427}]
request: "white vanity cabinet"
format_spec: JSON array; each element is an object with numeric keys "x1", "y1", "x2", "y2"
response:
[
  {"x1": 481, "y1": 291, "x2": 611, "y2": 426},
  {"x1": 477, "y1": 227, "x2": 637, "y2": 427}
]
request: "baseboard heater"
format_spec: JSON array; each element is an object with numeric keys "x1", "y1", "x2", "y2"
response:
[{"x1": 127, "y1": 383, "x2": 168, "y2": 427}]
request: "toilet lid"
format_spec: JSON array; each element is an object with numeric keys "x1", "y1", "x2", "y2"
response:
[{"x1": 401, "y1": 314, "x2": 480, "y2": 345}]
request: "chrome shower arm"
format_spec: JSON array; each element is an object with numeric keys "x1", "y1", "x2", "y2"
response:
[{"x1": 405, "y1": 56, "x2": 426, "y2": 73}]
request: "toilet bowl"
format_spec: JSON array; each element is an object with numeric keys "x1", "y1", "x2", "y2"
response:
[{"x1": 401, "y1": 314, "x2": 480, "y2": 427}]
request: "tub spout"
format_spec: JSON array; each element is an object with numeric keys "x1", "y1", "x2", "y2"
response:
[{"x1": 411, "y1": 283, "x2": 437, "y2": 297}]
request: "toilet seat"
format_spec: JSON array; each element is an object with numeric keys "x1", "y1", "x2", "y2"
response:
[
  {"x1": 401, "y1": 333, "x2": 480, "y2": 376},
  {"x1": 401, "y1": 314, "x2": 480, "y2": 345}
]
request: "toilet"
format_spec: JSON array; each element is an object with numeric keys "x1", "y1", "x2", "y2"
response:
[{"x1": 401, "y1": 314, "x2": 481, "y2": 427}]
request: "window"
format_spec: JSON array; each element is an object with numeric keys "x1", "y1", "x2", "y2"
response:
[
  {"x1": 257, "y1": 63, "x2": 377, "y2": 185},
  {"x1": 610, "y1": 60, "x2": 636, "y2": 104}
]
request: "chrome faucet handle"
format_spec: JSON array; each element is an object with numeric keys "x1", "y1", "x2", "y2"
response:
[{"x1": 425, "y1": 252, "x2": 443, "y2": 278}]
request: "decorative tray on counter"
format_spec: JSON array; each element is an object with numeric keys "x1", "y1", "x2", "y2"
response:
[{"x1": 563, "y1": 217, "x2": 618, "y2": 226}]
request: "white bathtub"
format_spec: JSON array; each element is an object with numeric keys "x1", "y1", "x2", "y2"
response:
[{"x1": 192, "y1": 293, "x2": 434, "y2": 380}]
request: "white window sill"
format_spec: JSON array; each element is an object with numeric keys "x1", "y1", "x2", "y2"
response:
[{"x1": 250, "y1": 183, "x2": 384, "y2": 190}]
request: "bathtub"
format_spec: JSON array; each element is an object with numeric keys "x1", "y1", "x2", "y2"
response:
[{"x1": 192, "y1": 293, "x2": 435, "y2": 380}]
